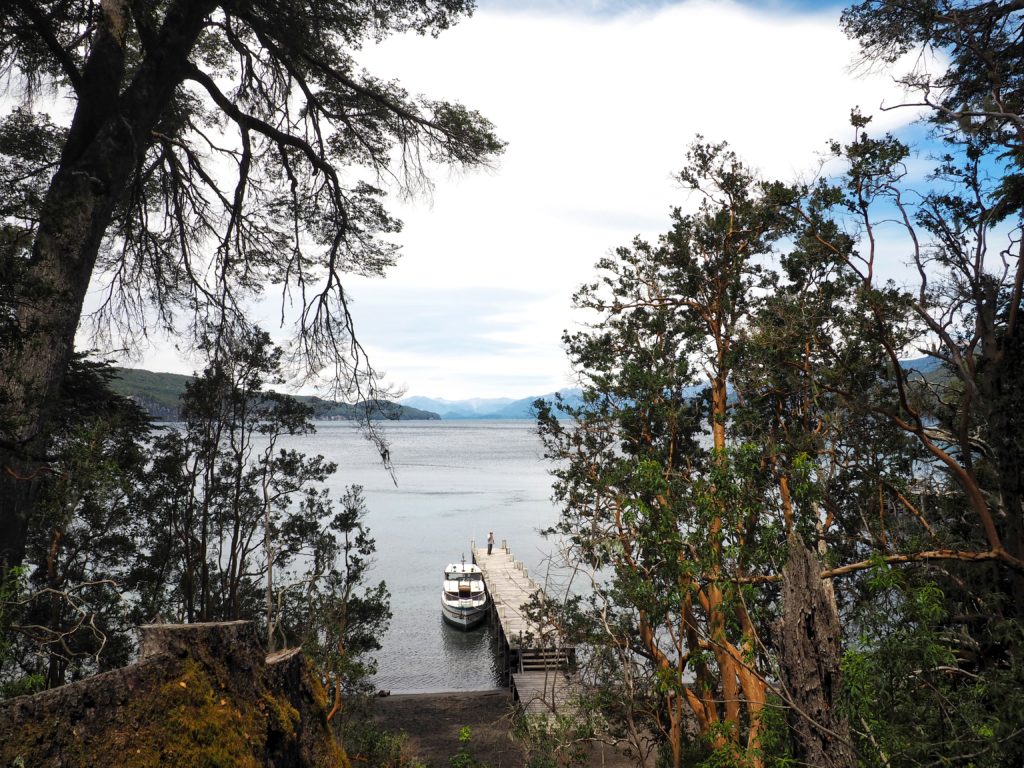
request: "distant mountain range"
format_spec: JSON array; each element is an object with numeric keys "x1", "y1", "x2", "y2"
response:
[
  {"x1": 401, "y1": 356, "x2": 946, "y2": 418},
  {"x1": 108, "y1": 366, "x2": 584, "y2": 422},
  {"x1": 111, "y1": 356, "x2": 946, "y2": 423},
  {"x1": 901, "y1": 355, "x2": 946, "y2": 378},
  {"x1": 402, "y1": 391, "x2": 586, "y2": 420}
]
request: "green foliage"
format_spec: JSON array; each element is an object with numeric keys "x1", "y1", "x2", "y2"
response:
[
  {"x1": 340, "y1": 719, "x2": 426, "y2": 768},
  {"x1": 0, "y1": 567, "x2": 22, "y2": 660},
  {"x1": 0, "y1": 567, "x2": 45, "y2": 699},
  {"x1": 538, "y1": 140, "x2": 796, "y2": 767},
  {"x1": 693, "y1": 730, "x2": 749, "y2": 768},
  {"x1": 1, "y1": 329, "x2": 389, "y2": 715},
  {"x1": 792, "y1": 20, "x2": 1024, "y2": 757},
  {"x1": 284, "y1": 485, "x2": 392, "y2": 715},
  {"x1": 689, "y1": 712, "x2": 796, "y2": 768},
  {"x1": 842, "y1": 2, "x2": 1024, "y2": 204},
  {"x1": 841, "y1": 570, "x2": 1024, "y2": 766},
  {"x1": 540, "y1": 97, "x2": 1024, "y2": 764},
  {"x1": 751, "y1": 697, "x2": 797, "y2": 768},
  {"x1": 448, "y1": 726, "x2": 490, "y2": 768},
  {"x1": 0, "y1": 108, "x2": 66, "y2": 357},
  {"x1": 1, "y1": 356, "x2": 153, "y2": 690},
  {"x1": 512, "y1": 709, "x2": 598, "y2": 768},
  {"x1": 132, "y1": 328, "x2": 334, "y2": 624}
]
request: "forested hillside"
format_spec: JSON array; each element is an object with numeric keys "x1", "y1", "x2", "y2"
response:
[{"x1": 111, "y1": 367, "x2": 440, "y2": 421}]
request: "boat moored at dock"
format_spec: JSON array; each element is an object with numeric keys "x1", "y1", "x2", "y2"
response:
[{"x1": 441, "y1": 559, "x2": 489, "y2": 630}]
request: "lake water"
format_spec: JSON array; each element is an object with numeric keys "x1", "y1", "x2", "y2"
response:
[{"x1": 285, "y1": 420, "x2": 563, "y2": 693}]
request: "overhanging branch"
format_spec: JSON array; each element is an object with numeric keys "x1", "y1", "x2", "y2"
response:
[{"x1": 734, "y1": 546, "x2": 1023, "y2": 585}]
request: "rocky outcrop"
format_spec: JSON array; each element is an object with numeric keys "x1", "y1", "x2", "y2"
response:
[{"x1": 0, "y1": 621, "x2": 347, "y2": 767}]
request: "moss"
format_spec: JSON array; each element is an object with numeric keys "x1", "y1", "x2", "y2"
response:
[
  {"x1": 1, "y1": 709, "x2": 53, "y2": 761},
  {"x1": 157, "y1": 659, "x2": 265, "y2": 767},
  {"x1": 1, "y1": 659, "x2": 270, "y2": 767},
  {"x1": 308, "y1": 664, "x2": 331, "y2": 712},
  {"x1": 82, "y1": 658, "x2": 265, "y2": 768},
  {"x1": 1, "y1": 625, "x2": 350, "y2": 768},
  {"x1": 263, "y1": 690, "x2": 301, "y2": 739},
  {"x1": 295, "y1": 657, "x2": 349, "y2": 768}
]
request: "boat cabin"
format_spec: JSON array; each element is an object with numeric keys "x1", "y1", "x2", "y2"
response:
[{"x1": 443, "y1": 564, "x2": 484, "y2": 600}]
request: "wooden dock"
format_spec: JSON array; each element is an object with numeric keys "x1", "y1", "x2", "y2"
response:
[
  {"x1": 472, "y1": 541, "x2": 578, "y2": 716},
  {"x1": 510, "y1": 670, "x2": 582, "y2": 716}
]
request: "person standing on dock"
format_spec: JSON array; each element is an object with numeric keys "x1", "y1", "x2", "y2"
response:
[{"x1": 487, "y1": 531, "x2": 494, "y2": 555}]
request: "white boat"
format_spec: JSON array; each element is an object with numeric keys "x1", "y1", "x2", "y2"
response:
[{"x1": 441, "y1": 559, "x2": 489, "y2": 630}]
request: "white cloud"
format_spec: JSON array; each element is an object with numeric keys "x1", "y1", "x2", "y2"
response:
[{"x1": 128, "y1": 1, "x2": 922, "y2": 399}]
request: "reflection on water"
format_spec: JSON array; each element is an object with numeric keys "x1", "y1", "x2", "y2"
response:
[{"x1": 439, "y1": 617, "x2": 503, "y2": 687}]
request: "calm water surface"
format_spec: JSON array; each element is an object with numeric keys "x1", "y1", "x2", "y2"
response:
[{"x1": 285, "y1": 420, "x2": 562, "y2": 693}]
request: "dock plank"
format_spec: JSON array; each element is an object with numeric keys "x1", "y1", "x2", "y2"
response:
[
  {"x1": 474, "y1": 542, "x2": 580, "y2": 721},
  {"x1": 473, "y1": 546, "x2": 544, "y2": 650},
  {"x1": 511, "y1": 671, "x2": 581, "y2": 716}
]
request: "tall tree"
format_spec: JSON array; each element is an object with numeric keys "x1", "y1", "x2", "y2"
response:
[
  {"x1": 284, "y1": 485, "x2": 391, "y2": 723},
  {"x1": 0, "y1": 0, "x2": 503, "y2": 571},
  {"x1": 730, "y1": 213, "x2": 905, "y2": 768},
  {"x1": 841, "y1": 0, "x2": 1024, "y2": 596},
  {"x1": 782, "y1": 108, "x2": 1024, "y2": 765},
  {"x1": 538, "y1": 143, "x2": 787, "y2": 768}
]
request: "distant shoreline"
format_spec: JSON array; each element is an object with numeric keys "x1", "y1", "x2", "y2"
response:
[{"x1": 109, "y1": 366, "x2": 583, "y2": 421}]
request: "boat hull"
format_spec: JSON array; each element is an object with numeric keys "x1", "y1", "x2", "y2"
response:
[{"x1": 441, "y1": 599, "x2": 489, "y2": 630}]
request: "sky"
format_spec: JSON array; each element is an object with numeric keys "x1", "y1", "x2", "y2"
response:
[{"x1": 122, "y1": 0, "x2": 926, "y2": 400}]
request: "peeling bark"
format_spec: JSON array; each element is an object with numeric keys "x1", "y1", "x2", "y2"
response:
[{"x1": 778, "y1": 534, "x2": 855, "y2": 768}]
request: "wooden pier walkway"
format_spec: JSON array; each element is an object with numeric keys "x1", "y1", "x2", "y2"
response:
[{"x1": 472, "y1": 541, "x2": 578, "y2": 716}]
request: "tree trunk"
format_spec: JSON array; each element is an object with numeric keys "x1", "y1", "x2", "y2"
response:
[
  {"x1": 45, "y1": 527, "x2": 67, "y2": 689},
  {"x1": 0, "y1": 453, "x2": 46, "y2": 571},
  {"x1": 778, "y1": 534, "x2": 856, "y2": 768},
  {"x1": 984, "y1": 324, "x2": 1024, "y2": 616},
  {"x1": 0, "y1": 158, "x2": 122, "y2": 570},
  {"x1": 0, "y1": 0, "x2": 216, "y2": 572}
]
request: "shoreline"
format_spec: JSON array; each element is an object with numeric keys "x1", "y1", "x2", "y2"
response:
[
  {"x1": 370, "y1": 689, "x2": 635, "y2": 768},
  {"x1": 371, "y1": 689, "x2": 524, "y2": 767}
]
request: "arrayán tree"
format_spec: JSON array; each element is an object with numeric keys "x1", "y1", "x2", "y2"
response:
[{"x1": 537, "y1": 143, "x2": 792, "y2": 768}]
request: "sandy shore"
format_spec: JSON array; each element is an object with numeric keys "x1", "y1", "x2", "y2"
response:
[
  {"x1": 371, "y1": 689, "x2": 637, "y2": 767},
  {"x1": 371, "y1": 689, "x2": 525, "y2": 767}
]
